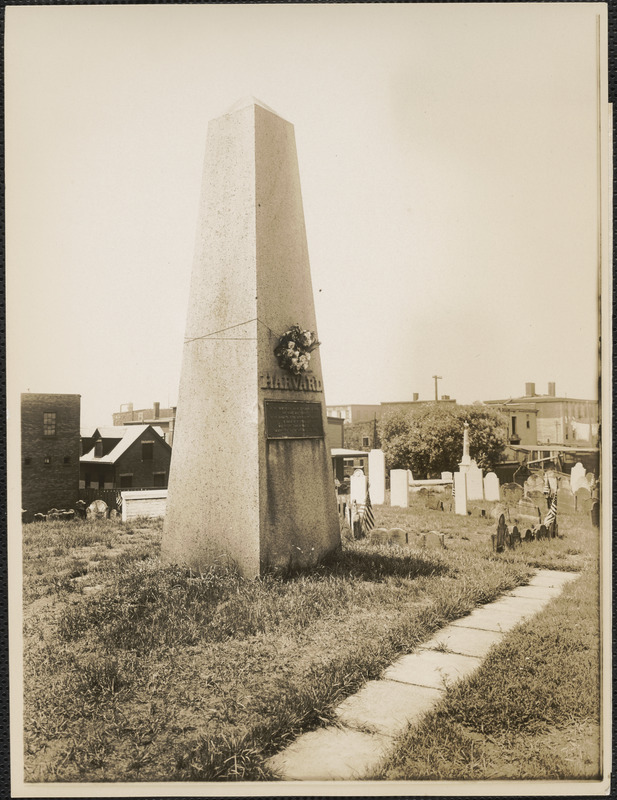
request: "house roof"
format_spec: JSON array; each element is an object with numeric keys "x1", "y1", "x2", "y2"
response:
[
  {"x1": 509, "y1": 444, "x2": 599, "y2": 454},
  {"x1": 485, "y1": 396, "x2": 595, "y2": 406},
  {"x1": 80, "y1": 424, "x2": 166, "y2": 464},
  {"x1": 331, "y1": 448, "x2": 370, "y2": 458}
]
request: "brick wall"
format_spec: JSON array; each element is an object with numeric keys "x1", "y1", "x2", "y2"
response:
[{"x1": 21, "y1": 393, "x2": 81, "y2": 515}]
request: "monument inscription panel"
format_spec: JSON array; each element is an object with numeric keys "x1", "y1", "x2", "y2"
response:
[{"x1": 265, "y1": 400, "x2": 324, "y2": 439}]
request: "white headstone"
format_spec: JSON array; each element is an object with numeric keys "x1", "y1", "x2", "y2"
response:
[
  {"x1": 368, "y1": 449, "x2": 386, "y2": 505},
  {"x1": 407, "y1": 468, "x2": 414, "y2": 483},
  {"x1": 390, "y1": 470, "x2": 409, "y2": 507},
  {"x1": 484, "y1": 472, "x2": 500, "y2": 502},
  {"x1": 441, "y1": 471, "x2": 453, "y2": 482},
  {"x1": 459, "y1": 421, "x2": 471, "y2": 472},
  {"x1": 570, "y1": 462, "x2": 587, "y2": 494},
  {"x1": 454, "y1": 472, "x2": 467, "y2": 515},
  {"x1": 466, "y1": 460, "x2": 484, "y2": 501},
  {"x1": 350, "y1": 468, "x2": 367, "y2": 505}
]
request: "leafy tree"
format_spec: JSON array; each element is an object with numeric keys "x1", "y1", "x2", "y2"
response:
[{"x1": 379, "y1": 404, "x2": 507, "y2": 478}]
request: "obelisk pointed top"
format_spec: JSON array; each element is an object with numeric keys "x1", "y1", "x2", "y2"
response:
[{"x1": 224, "y1": 96, "x2": 281, "y2": 117}]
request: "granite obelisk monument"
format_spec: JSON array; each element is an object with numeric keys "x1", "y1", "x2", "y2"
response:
[{"x1": 162, "y1": 98, "x2": 340, "y2": 577}]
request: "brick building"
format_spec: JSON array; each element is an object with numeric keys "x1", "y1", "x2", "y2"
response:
[
  {"x1": 80, "y1": 424, "x2": 171, "y2": 489},
  {"x1": 112, "y1": 402, "x2": 176, "y2": 444},
  {"x1": 21, "y1": 393, "x2": 81, "y2": 517}
]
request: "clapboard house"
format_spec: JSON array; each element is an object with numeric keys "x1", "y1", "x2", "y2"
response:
[
  {"x1": 80, "y1": 424, "x2": 171, "y2": 490},
  {"x1": 21, "y1": 392, "x2": 81, "y2": 518}
]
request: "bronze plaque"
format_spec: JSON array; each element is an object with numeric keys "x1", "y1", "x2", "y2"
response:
[{"x1": 264, "y1": 400, "x2": 324, "y2": 439}]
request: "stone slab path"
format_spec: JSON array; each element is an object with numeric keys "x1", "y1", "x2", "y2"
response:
[{"x1": 266, "y1": 569, "x2": 578, "y2": 781}]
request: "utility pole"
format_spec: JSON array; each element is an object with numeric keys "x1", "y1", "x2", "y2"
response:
[{"x1": 432, "y1": 375, "x2": 442, "y2": 402}]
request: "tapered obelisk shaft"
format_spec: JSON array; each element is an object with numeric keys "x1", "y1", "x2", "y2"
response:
[{"x1": 162, "y1": 98, "x2": 340, "y2": 577}]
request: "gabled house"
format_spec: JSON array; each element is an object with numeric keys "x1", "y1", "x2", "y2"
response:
[{"x1": 80, "y1": 424, "x2": 171, "y2": 490}]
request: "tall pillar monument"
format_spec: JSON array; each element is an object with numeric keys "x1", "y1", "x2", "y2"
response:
[{"x1": 162, "y1": 98, "x2": 341, "y2": 577}]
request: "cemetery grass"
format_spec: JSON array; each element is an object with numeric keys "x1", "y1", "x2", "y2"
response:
[
  {"x1": 22, "y1": 500, "x2": 597, "y2": 782},
  {"x1": 372, "y1": 555, "x2": 601, "y2": 781}
]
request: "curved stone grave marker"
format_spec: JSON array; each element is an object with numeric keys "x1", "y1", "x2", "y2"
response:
[
  {"x1": 556, "y1": 487, "x2": 575, "y2": 514},
  {"x1": 86, "y1": 499, "x2": 109, "y2": 520},
  {"x1": 501, "y1": 483, "x2": 523, "y2": 504},
  {"x1": 574, "y1": 487, "x2": 591, "y2": 513}
]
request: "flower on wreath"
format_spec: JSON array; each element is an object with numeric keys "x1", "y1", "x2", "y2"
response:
[{"x1": 274, "y1": 324, "x2": 321, "y2": 375}]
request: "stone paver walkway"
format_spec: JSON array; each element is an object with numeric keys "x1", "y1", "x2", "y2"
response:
[{"x1": 266, "y1": 569, "x2": 578, "y2": 781}]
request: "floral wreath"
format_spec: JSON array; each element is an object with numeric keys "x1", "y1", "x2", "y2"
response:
[{"x1": 274, "y1": 324, "x2": 321, "y2": 375}]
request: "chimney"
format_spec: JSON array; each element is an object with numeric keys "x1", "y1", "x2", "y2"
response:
[
  {"x1": 153, "y1": 401, "x2": 160, "y2": 419},
  {"x1": 548, "y1": 382, "x2": 556, "y2": 397},
  {"x1": 413, "y1": 392, "x2": 419, "y2": 402},
  {"x1": 525, "y1": 382, "x2": 536, "y2": 397}
]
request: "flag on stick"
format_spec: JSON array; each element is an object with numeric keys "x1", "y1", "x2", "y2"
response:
[
  {"x1": 362, "y1": 484, "x2": 375, "y2": 534},
  {"x1": 543, "y1": 491, "x2": 557, "y2": 527}
]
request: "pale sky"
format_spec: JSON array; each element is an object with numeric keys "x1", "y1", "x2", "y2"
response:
[{"x1": 6, "y1": 3, "x2": 609, "y2": 428}]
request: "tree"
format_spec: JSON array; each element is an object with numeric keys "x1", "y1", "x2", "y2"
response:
[{"x1": 379, "y1": 403, "x2": 507, "y2": 478}]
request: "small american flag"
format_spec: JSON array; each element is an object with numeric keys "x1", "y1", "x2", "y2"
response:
[
  {"x1": 362, "y1": 484, "x2": 375, "y2": 534},
  {"x1": 543, "y1": 491, "x2": 557, "y2": 527}
]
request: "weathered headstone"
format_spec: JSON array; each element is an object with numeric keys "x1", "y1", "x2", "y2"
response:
[
  {"x1": 483, "y1": 472, "x2": 500, "y2": 502},
  {"x1": 493, "y1": 514, "x2": 507, "y2": 552},
  {"x1": 407, "y1": 469, "x2": 414, "y2": 484},
  {"x1": 350, "y1": 468, "x2": 367, "y2": 506},
  {"x1": 390, "y1": 470, "x2": 409, "y2": 507},
  {"x1": 466, "y1": 460, "x2": 484, "y2": 501},
  {"x1": 161, "y1": 98, "x2": 340, "y2": 577},
  {"x1": 528, "y1": 490, "x2": 547, "y2": 511},
  {"x1": 368, "y1": 449, "x2": 386, "y2": 505},
  {"x1": 423, "y1": 531, "x2": 445, "y2": 549},
  {"x1": 575, "y1": 487, "x2": 592, "y2": 513},
  {"x1": 546, "y1": 470, "x2": 558, "y2": 493},
  {"x1": 590, "y1": 500, "x2": 600, "y2": 527},
  {"x1": 86, "y1": 499, "x2": 109, "y2": 520},
  {"x1": 556, "y1": 487, "x2": 576, "y2": 514},
  {"x1": 388, "y1": 528, "x2": 408, "y2": 546},
  {"x1": 441, "y1": 471, "x2": 453, "y2": 482},
  {"x1": 570, "y1": 462, "x2": 587, "y2": 494},
  {"x1": 510, "y1": 526, "x2": 521, "y2": 548},
  {"x1": 501, "y1": 483, "x2": 523, "y2": 504},
  {"x1": 516, "y1": 497, "x2": 542, "y2": 525},
  {"x1": 454, "y1": 471, "x2": 467, "y2": 516},
  {"x1": 369, "y1": 528, "x2": 389, "y2": 545},
  {"x1": 426, "y1": 494, "x2": 442, "y2": 511}
]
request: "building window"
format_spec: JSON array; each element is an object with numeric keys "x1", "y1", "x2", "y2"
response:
[
  {"x1": 24, "y1": 457, "x2": 31, "y2": 466},
  {"x1": 94, "y1": 440, "x2": 103, "y2": 458},
  {"x1": 63, "y1": 456, "x2": 70, "y2": 464},
  {"x1": 44, "y1": 456, "x2": 51, "y2": 465},
  {"x1": 119, "y1": 474, "x2": 133, "y2": 488},
  {"x1": 153, "y1": 472, "x2": 166, "y2": 488},
  {"x1": 526, "y1": 416, "x2": 530, "y2": 429},
  {"x1": 511, "y1": 416, "x2": 517, "y2": 436},
  {"x1": 362, "y1": 436, "x2": 370, "y2": 447},
  {"x1": 43, "y1": 412, "x2": 56, "y2": 436},
  {"x1": 141, "y1": 441, "x2": 154, "y2": 461}
]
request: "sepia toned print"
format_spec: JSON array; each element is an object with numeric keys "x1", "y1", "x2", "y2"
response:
[{"x1": 7, "y1": 3, "x2": 611, "y2": 797}]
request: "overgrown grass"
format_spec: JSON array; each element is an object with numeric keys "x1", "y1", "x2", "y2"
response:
[
  {"x1": 22, "y1": 497, "x2": 598, "y2": 782},
  {"x1": 371, "y1": 564, "x2": 601, "y2": 780}
]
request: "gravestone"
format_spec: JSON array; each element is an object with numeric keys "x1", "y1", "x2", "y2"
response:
[
  {"x1": 407, "y1": 469, "x2": 414, "y2": 484},
  {"x1": 74, "y1": 499, "x2": 87, "y2": 519},
  {"x1": 575, "y1": 487, "x2": 592, "y2": 513},
  {"x1": 390, "y1": 470, "x2": 409, "y2": 507},
  {"x1": 368, "y1": 449, "x2": 386, "y2": 505},
  {"x1": 560, "y1": 476, "x2": 571, "y2": 492},
  {"x1": 466, "y1": 460, "x2": 484, "y2": 501},
  {"x1": 350, "y1": 468, "x2": 367, "y2": 506},
  {"x1": 86, "y1": 500, "x2": 109, "y2": 520},
  {"x1": 524, "y1": 528, "x2": 534, "y2": 542},
  {"x1": 556, "y1": 487, "x2": 576, "y2": 514},
  {"x1": 423, "y1": 531, "x2": 445, "y2": 549},
  {"x1": 516, "y1": 498, "x2": 542, "y2": 525},
  {"x1": 493, "y1": 514, "x2": 507, "y2": 552},
  {"x1": 454, "y1": 471, "x2": 467, "y2": 516},
  {"x1": 570, "y1": 462, "x2": 587, "y2": 494},
  {"x1": 369, "y1": 528, "x2": 389, "y2": 545},
  {"x1": 528, "y1": 490, "x2": 547, "y2": 511},
  {"x1": 501, "y1": 483, "x2": 523, "y2": 504},
  {"x1": 441, "y1": 471, "x2": 453, "y2": 482},
  {"x1": 590, "y1": 500, "x2": 600, "y2": 527},
  {"x1": 161, "y1": 98, "x2": 340, "y2": 577},
  {"x1": 388, "y1": 528, "x2": 408, "y2": 546},
  {"x1": 510, "y1": 526, "x2": 521, "y2": 548},
  {"x1": 483, "y1": 472, "x2": 500, "y2": 502}
]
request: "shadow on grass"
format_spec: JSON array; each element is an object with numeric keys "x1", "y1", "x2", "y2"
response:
[{"x1": 278, "y1": 544, "x2": 451, "y2": 583}]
